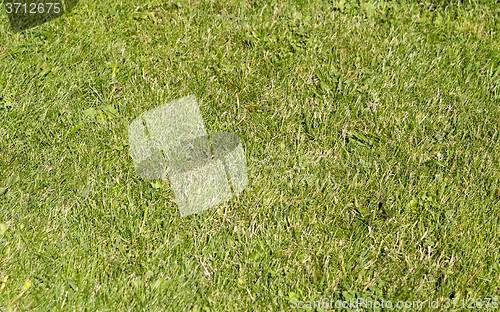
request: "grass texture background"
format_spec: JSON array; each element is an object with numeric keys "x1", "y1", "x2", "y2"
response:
[{"x1": 1, "y1": 0, "x2": 500, "y2": 310}]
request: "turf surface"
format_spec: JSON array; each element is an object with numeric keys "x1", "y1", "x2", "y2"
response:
[{"x1": 1, "y1": 0, "x2": 500, "y2": 310}]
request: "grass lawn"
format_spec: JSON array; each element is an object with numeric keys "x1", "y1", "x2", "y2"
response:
[{"x1": 1, "y1": 0, "x2": 500, "y2": 310}]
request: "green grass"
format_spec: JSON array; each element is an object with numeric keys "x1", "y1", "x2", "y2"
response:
[{"x1": 1, "y1": 0, "x2": 500, "y2": 310}]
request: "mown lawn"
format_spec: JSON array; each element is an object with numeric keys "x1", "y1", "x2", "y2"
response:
[{"x1": 1, "y1": 0, "x2": 500, "y2": 310}]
